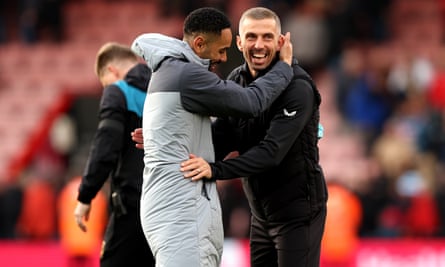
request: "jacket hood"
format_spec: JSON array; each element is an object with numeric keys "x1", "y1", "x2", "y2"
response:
[
  {"x1": 125, "y1": 63, "x2": 151, "y2": 92},
  {"x1": 131, "y1": 33, "x2": 210, "y2": 71}
]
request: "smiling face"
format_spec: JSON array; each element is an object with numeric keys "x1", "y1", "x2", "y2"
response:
[
  {"x1": 237, "y1": 17, "x2": 283, "y2": 77},
  {"x1": 182, "y1": 7, "x2": 232, "y2": 72},
  {"x1": 193, "y1": 28, "x2": 233, "y2": 72}
]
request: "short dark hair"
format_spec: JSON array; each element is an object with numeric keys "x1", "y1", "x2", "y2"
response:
[{"x1": 183, "y1": 7, "x2": 231, "y2": 38}]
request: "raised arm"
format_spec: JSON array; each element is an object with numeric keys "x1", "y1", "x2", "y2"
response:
[{"x1": 181, "y1": 32, "x2": 293, "y2": 118}]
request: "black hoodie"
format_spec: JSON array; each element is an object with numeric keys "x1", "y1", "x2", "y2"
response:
[
  {"x1": 211, "y1": 58, "x2": 327, "y2": 221},
  {"x1": 78, "y1": 63, "x2": 151, "y2": 208}
]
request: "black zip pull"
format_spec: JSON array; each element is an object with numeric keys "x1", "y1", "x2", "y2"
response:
[{"x1": 202, "y1": 182, "x2": 210, "y2": 200}]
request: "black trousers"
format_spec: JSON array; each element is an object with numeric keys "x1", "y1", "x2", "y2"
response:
[
  {"x1": 250, "y1": 206, "x2": 326, "y2": 267},
  {"x1": 100, "y1": 208, "x2": 155, "y2": 267}
]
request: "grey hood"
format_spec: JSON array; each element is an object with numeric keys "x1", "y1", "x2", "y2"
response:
[{"x1": 131, "y1": 33, "x2": 210, "y2": 71}]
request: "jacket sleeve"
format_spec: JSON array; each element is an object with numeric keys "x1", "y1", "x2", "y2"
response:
[
  {"x1": 180, "y1": 61, "x2": 293, "y2": 118},
  {"x1": 77, "y1": 86, "x2": 127, "y2": 204},
  {"x1": 210, "y1": 79, "x2": 315, "y2": 179}
]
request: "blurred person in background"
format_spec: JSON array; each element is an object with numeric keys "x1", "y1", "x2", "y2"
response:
[
  {"x1": 180, "y1": 7, "x2": 327, "y2": 267},
  {"x1": 59, "y1": 176, "x2": 107, "y2": 267},
  {"x1": 0, "y1": 182, "x2": 22, "y2": 239},
  {"x1": 281, "y1": 0, "x2": 330, "y2": 73},
  {"x1": 131, "y1": 7, "x2": 293, "y2": 267},
  {"x1": 19, "y1": 0, "x2": 65, "y2": 43},
  {"x1": 326, "y1": 0, "x2": 445, "y2": 239},
  {"x1": 0, "y1": 1, "x2": 7, "y2": 43},
  {"x1": 343, "y1": 45, "x2": 399, "y2": 150},
  {"x1": 321, "y1": 182, "x2": 362, "y2": 267},
  {"x1": 74, "y1": 42, "x2": 154, "y2": 267},
  {"x1": 16, "y1": 175, "x2": 57, "y2": 239}
]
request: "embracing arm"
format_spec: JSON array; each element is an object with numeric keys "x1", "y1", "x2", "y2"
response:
[
  {"x1": 180, "y1": 61, "x2": 292, "y2": 118},
  {"x1": 181, "y1": 33, "x2": 293, "y2": 118},
  {"x1": 181, "y1": 79, "x2": 315, "y2": 180}
]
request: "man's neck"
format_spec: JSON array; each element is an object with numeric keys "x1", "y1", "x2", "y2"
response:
[{"x1": 249, "y1": 68, "x2": 258, "y2": 78}]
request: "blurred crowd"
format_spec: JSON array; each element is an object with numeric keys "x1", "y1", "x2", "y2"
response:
[
  {"x1": 1, "y1": 0, "x2": 445, "y2": 248},
  {"x1": 0, "y1": 0, "x2": 65, "y2": 44},
  {"x1": 321, "y1": 0, "x2": 445, "y2": 238}
]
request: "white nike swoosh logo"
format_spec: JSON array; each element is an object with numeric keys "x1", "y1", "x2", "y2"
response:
[{"x1": 283, "y1": 108, "x2": 297, "y2": 117}]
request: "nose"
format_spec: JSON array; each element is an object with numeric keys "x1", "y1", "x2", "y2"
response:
[{"x1": 254, "y1": 38, "x2": 265, "y2": 49}]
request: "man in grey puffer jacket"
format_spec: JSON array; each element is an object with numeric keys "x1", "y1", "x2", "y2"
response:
[{"x1": 131, "y1": 7, "x2": 293, "y2": 267}]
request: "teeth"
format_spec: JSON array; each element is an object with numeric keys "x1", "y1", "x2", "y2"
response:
[{"x1": 253, "y1": 53, "x2": 266, "y2": 58}]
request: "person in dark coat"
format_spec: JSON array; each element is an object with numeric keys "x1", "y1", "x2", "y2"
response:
[{"x1": 74, "y1": 42, "x2": 155, "y2": 267}]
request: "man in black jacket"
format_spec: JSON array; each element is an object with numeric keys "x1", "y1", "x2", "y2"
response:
[
  {"x1": 180, "y1": 7, "x2": 327, "y2": 267},
  {"x1": 74, "y1": 42, "x2": 154, "y2": 267}
]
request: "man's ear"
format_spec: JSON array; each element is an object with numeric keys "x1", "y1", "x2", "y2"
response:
[
  {"x1": 277, "y1": 34, "x2": 285, "y2": 51},
  {"x1": 193, "y1": 36, "x2": 206, "y2": 53},
  {"x1": 107, "y1": 64, "x2": 119, "y2": 77},
  {"x1": 236, "y1": 35, "x2": 243, "y2": 52}
]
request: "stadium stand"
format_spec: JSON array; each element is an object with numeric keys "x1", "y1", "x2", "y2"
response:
[{"x1": 0, "y1": 1, "x2": 169, "y2": 182}]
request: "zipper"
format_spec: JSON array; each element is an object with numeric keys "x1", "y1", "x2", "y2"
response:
[{"x1": 202, "y1": 181, "x2": 210, "y2": 200}]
